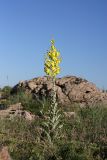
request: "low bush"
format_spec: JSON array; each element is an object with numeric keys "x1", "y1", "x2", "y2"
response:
[{"x1": 1, "y1": 86, "x2": 12, "y2": 99}]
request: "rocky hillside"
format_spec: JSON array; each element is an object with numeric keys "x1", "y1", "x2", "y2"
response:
[{"x1": 12, "y1": 76, "x2": 107, "y2": 106}]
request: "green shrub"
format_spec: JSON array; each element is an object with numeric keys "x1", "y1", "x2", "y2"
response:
[
  {"x1": 1, "y1": 86, "x2": 12, "y2": 98},
  {"x1": 58, "y1": 142, "x2": 87, "y2": 160}
]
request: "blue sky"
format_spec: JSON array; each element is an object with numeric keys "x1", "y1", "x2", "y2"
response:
[{"x1": 0, "y1": 0, "x2": 107, "y2": 89}]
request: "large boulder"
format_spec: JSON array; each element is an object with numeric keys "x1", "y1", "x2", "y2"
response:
[{"x1": 11, "y1": 76, "x2": 107, "y2": 106}]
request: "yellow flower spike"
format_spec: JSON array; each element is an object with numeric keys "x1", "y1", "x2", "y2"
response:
[{"x1": 44, "y1": 40, "x2": 61, "y2": 78}]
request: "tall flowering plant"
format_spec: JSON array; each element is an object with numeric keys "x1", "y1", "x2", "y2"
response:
[{"x1": 43, "y1": 40, "x2": 63, "y2": 145}]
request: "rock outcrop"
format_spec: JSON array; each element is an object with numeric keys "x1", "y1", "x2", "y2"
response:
[
  {"x1": 0, "y1": 103, "x2": 36, "y2": 121},
  {"x1": 12, "y1": 76, "x2": 107, "y2": 106}
]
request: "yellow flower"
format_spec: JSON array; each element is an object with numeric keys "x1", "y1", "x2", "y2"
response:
[
  {"x1": 51, "y1": 61, "x2": 55, "y2": 67},
  {"x1": 45, "y1": 59, "x2": 51, "y2": 67},
  {"x1": 44, "y1": 67, "x2": 51, "y2": 75},
  {"x1": 56, "y1": 51, "x2": 60, "y2": 57}
]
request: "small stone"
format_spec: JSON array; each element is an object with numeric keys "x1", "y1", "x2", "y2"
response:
[{"x1": 0, "y1": 146, "x2": 11, "y2": 160}]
